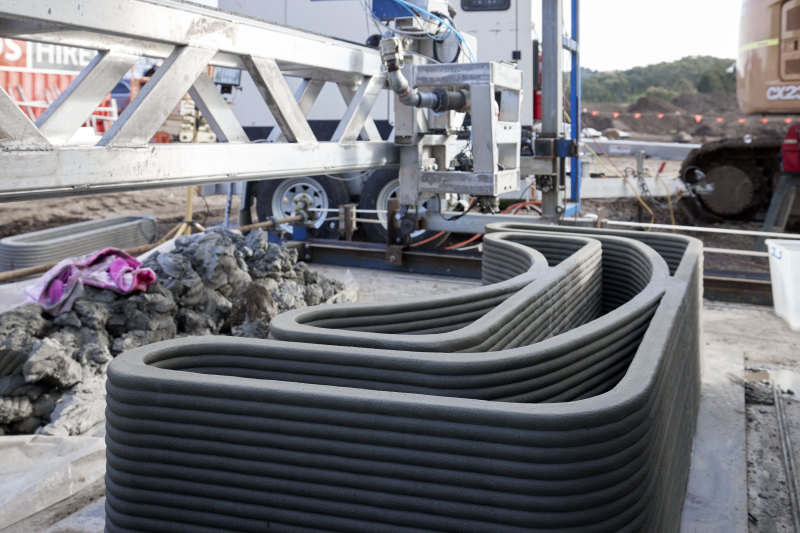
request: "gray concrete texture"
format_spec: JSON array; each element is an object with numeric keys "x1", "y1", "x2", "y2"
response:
[
  {"x1": 104, "y1": 224, "x2": 702, "y2": 531},
  {"x1": 2, "y1": 269, "x2": 799, "y2": 532},
  {"x1": 0, "y1": 228, "x2": 344, "y2": 437},
  {"x1": 307, "y1": 268, "x2": 800, "y2": 533}
]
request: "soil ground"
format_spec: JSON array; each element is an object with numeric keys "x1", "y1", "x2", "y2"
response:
[
  {"x1": 583, "y1": 92, "x2": 797, "y2": 145},
  {"x1": 0, "y1": 187, "x2": 235, "y2": 243},
  {"x1": 0, "y1": 167, "x2": 778, "y2": 279},
  {"x1": 704, "y1": 302, "x2": 800, "y2": 532}
]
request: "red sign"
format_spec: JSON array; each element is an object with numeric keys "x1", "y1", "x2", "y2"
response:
[
  {"x1": 0, "y1": 38, "x2": 94, "y2": 73},
  {"x1": 0, "y1": 38, "x2": 27, "y2": 68}
]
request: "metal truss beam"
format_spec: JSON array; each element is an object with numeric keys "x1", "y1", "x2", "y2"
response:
[
  {"x1": 0, "y1": 142, "x2": 398, "y2": 201},
  {"x1": 100, "y1": 46, "x2": 217, "y2": 146},
  {"x1": 0, "y1": 88, "x2": 51, "y2": 149},
  {"x1": 332, "y1": 76, "x2": 385, "y2": 143},
  {"x1": 188, "y1": 73, "x2": 249, "y2": 143},
  {"x1": 0, "y1": 0, "x2": 382, "y2": 80},
  {"x1": 244, "y1": 56, "x2": 317, "y2": 143},
  {"x1": 266, "y1": 79, "x2": 325, "y2": 143},
  {"x1": 36, "y1": 50, "x2": 138, "y2": 144},
  {"x1": 0, "y1": 0, "x2": 394, "y2": 200},
  {"x1": 337, "y1": 80, "x2": 383, "y2": 142}
]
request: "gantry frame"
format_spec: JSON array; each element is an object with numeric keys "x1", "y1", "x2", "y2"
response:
[{"x1": 0, "y1": 0, "x2": 398, "y2": 201}]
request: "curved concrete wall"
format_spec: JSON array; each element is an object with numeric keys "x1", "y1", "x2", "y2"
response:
[
  {"x1": 0, "y1": 215, "x2": 157, "y2": 271},
  {"x1": 105, "y1": 224, "x2": 702, "y2": 532}
]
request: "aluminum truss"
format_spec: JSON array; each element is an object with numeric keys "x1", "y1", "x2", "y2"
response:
[{"x1": 0, "y1": 0, "x2": 397, "y2": 201}]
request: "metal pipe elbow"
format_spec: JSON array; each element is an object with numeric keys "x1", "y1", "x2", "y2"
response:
[{"x1": 387, "y1": 69, "x2": 421, "y2": 107}]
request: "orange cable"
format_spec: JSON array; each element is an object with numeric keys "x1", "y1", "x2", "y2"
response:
[
  {"x1": 409, "y1": 230, "x2": 447, "y2": 248},
  {"x1": 445, "y1": 232, "x2": 483, "y2": 250}
]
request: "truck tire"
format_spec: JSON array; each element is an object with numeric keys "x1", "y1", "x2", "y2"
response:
[
  {"x1": 253, "y1": 176, "x2": 349, "y2": 239},
  {"x1": 358, "y1": 169, "x2": 450, "y2": 247}
]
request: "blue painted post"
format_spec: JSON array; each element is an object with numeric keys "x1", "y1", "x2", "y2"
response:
[{"x1": 570, "y1": 0, "x2": 581, "y2": 207}]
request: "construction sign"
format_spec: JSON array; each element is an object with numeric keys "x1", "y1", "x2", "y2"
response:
[{"x1": 0, "y1": 38, "x2": 96, "y2": 74}]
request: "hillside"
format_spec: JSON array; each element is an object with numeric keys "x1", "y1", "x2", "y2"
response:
[{"x1": 582, "y1": 56, "x2": 736, "y2": 104}]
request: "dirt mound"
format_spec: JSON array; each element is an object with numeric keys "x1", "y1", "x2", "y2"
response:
[
  {"x1": 584, "y1": 91, "x2": 798, "y2": 142},
  {"x1": 617, "y1": 112, "x2": 681, "y2": 137},
  {"x1": 671, "y1": 92, "x2": 738, "y2": 114},
  {"x1": 584, "y1": 115, "x2": 614, "y2": 131},
  {"x1": 627, "y1": 96, "x2": 682, "y2": 114},
  {"x1": 693, "y1": 124, "x2": 724, "y2": 138},
  {"x1": 752, "y1": 128, "x2": 785, "y2": 139}
]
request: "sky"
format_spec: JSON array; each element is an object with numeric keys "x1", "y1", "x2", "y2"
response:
[{"x1": 576, "y1": 0, "x2": 741, "y2": 72}]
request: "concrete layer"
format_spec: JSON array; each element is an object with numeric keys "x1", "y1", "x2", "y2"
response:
[
  {"x1": 105, "y1": 226, "x2": 702, "y2": 531},
  {"x1": 2, "y1": 281, "x2": 797, "y2": 531}
]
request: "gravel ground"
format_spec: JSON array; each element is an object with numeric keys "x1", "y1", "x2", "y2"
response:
[{"x1": 705, "y1": 302, "x2": 800, "y2": 531}]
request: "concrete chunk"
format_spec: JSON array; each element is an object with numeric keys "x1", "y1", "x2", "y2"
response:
[
  {"x1": 0, "y1": 396, "x2": 32, "y2": 424},
  {"x1": 23, "y1": 338, "x2": 82, "y2": 389}
]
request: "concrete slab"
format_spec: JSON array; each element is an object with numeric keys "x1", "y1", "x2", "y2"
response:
[
  {"x1": 680, "y1": 339, "x2": 748, "y2": 533},
  {"x1": 308, "y1": 264, "x2": 480, "y2": 303},
  {"x1": 0, "y1": 436, "x2": 105, "y2": 530},
  {"x1": 703, "y1": 301, "x2": 799, "y2": 368},
  {"x1": 2, "y1": 479, "x2": 105, "y2": 533},
  {"x1": 42, "y1": 496, "x2": 105, "y2": 533},
  {"x1": 568, "y1": 176, "x2": 684, "y2": 200},
  {"x1": 683, "y1": 301, "x2": 800, "y2": 532}
]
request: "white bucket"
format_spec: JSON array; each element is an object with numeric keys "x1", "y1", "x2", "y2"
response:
[{"x1": 765, "y1": 239, "x2": 800, "y2": 331}]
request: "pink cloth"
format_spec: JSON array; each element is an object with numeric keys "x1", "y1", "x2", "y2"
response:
[{"x1": 25, "y1": 248, "x2": 156, "y2": 315}]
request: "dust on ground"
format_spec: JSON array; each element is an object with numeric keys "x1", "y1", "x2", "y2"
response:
[
  {"x1": 0, "y1": 173, "x2": 776, "y2": 278},
  {"x1": 0, "y1": 187, "x2": 239, "y2": 242},
  {"x1": 580, "y1": 196, "x2": 771, "y2": 274},
  {"x1": 584, "y1": 92, "x2": 794, "y2": 144},
  {"x1": 705, "y1": 302, "x2": 800, "y2": 532}
]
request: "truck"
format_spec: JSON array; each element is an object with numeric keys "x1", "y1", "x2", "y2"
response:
[{"x1": 680, "y1": 0, "x2": 800, "y2": 230}]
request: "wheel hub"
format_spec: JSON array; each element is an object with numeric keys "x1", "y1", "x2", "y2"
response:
[
  {"x1": 273, "y1": 178, "x2": 329, "y2": 230},
  {"x1": 377, "y1": 180, "x2": 438, "y2": 239}
]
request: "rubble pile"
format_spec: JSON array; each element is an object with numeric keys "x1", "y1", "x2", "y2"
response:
[{"x1": 0, "y1": 228, "x2": 344, "y2": 436}]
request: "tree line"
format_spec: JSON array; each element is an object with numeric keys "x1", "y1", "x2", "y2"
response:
[{"x1": 581, "y1": 56, "x2": 736, "y2": 103}]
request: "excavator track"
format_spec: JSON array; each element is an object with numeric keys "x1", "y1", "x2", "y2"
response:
[{"x1": 680, "y1": 136, "x2": 784, "y2": 220}]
